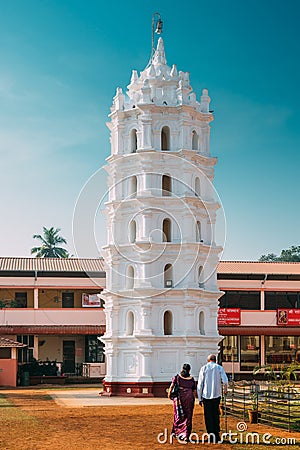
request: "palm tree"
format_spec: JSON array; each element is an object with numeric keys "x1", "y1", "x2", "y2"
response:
[{"x1": 31, "y1": 227, "x2": 69, "y2": 258}]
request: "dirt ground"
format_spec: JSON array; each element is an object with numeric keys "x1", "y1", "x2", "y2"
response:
[{"x1": 0, "y1": 388, "x2": 299, "y2": 450}]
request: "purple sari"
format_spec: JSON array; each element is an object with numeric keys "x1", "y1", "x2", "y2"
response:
[{"x1": 171, "y1": 374, "x2": 196, "y2": 440}]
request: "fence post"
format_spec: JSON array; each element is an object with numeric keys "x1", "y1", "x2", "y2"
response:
[
  {"x1": 287, "y1": 386, "x2": 291, "y2": 433},
  {"x1": 231, "y1": 382, "x2": 234, "y2": 416},
  {"x1": 256, "y1": 383, "x2": 259, "y2": 423},
  {"x1": 243, "y1": 386, "x2": 246, "y2": 421}
]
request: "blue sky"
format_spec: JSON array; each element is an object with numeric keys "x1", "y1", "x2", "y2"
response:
[{"x1": 0, "y1": 0, "x2": 299, "y2": 260}]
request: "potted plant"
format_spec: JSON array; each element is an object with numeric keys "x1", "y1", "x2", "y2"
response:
[{"x1": 248, "y1": 391, "x2": 258, "y2": 424}]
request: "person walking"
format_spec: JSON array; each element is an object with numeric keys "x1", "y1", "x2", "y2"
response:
[
  {"x1": 168, "y1": 363, "x2": 197, "y2": 442},
  {"x1": 197, "y1": 354, "x2": 228, "y2": 443}
]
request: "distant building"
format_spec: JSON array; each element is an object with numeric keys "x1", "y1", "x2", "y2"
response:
[
  {"x1": 0, "y1": 257, "x2": 106, "y2": 386},
  {"x1": 0, "y1": 337, "x2": 26, "y2": 387},
  {"x1": 218, "y1": 261, "x2": 300, "y2": 379}
]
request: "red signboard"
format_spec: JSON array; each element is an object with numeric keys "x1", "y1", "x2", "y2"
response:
[
  {"x1": 218, "y1": 308, "x2": 241, "y2": 326},
  {"x1": 277, "y1": 309, "x2": 300, "y2": 326}
]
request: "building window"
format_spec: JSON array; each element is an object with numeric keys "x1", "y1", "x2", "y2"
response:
[
  {"x1": 164, "y1": 264, "x2": 173, "y2": 288},
  {"x1": 85, "y1": 335, "x2": 105, "y2": 363},
  {"x1": 220, "y1": 291, "x2": 260, "y2": 310},
  {"x1": 129, "y1": 176, "x2": 137, "y2": 197},
  {"x1": 130, "y1": 129, "x2": 137, "y2": 153},
  {"x1": 129, "y1": 220, "x2": 136, "y2": 243},
  {"x1": 17, "y1": 335, "x2": 34, "y2": 364},
  {"x1": 265, "y1": 336, "x2": 299, "y2": 365},
  {"x1": 62, "y1": 292, "x2": 74, "y2": 308},
  {"x1": 220, "y1": 336, "x2": 239, "y2": 362},
  {"x1": 126, "y1": 265, "x2": 134, "y2": 289},
  {"x1": 161, "y1": 126, "x2": 170, "y2": 150},
  {"x1": 164, "y1": 310, "x2": 173, "y2": 335},
  {"x1": 265, "y1": 292, "x2": 300, "y2": 310},
  {"x1": 126, "y1": 311, "x2": 134, "y2": 335},
  {"x1": 192, "y1": 130, "x2": 198, "y2": 150},
  {"x1": 240, "y1": 336, "x2": 260, "y2": 371},
  {"x1": 195, "y1": 177, "x2": 200, "y2": 196},
  {"x1": 162, "y1": 218, "x2": 171, "y2": 242},
  {"x1": 199, "y1": 311, "x2": 205, "y2": 335},
  {"x1": 14, "y1": 292, "x2": 27, "y2": 308},
  {"x1": 162, "y1": 175, "x2": 172, "y2": 196}
]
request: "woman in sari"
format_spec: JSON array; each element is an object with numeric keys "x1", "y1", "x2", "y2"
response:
[{"x1": 168, "y1": 363, "x2": 197, "y2": 442}]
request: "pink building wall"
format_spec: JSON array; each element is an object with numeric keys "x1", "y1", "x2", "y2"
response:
[{"x1": 0, "y1": 359, "x2": 17, "y2": 387}]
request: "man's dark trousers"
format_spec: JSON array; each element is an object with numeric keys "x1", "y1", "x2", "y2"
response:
[{"x1": 203, "y1": 397, "x2": 221, "y2": 442}]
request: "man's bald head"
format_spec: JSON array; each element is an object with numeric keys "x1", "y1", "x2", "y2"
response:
[{"x1": 207, "y1": 354, "x2": 216, "y2": 362}]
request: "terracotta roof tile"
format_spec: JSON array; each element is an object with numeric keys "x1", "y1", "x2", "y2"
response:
[
  {"x1": 0, "y1": 257, "x2": 105, "y2": 273},
  {"x1": 0, "y1": 326, "x2": 105, "y2": 335},
  {"x1": 218, "y1": 261, "x2": 300, "y2": 275},
  {"x1": 0, "y1": 337, "x2": 27, "y2": 348}
]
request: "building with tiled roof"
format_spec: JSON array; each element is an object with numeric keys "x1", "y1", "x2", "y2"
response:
[
  {"x1": 0, "y1": 336, "x2": 27, "y2": 387},
  {"x1": 217, "y1": 260, "x2": 300, "y2": 379},
  {"x1": 0, "y1": 257, "x2": 106, "y2": 386}
]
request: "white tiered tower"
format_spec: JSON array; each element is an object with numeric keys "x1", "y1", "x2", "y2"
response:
[{"x1": 101, "y1": 36, "x2": 223, "y2": 396}]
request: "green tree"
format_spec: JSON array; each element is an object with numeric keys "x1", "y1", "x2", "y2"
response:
[
  {"x1": 259, "y1": 246, "x2": 300, "y2": 262},
  {"x1": 31, "y1": 227, "x2": 69, "y2": 258}
]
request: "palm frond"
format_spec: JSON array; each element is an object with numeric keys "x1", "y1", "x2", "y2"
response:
[{"x1": 31, "y1": 226, "x2": 69, "y2": 258}]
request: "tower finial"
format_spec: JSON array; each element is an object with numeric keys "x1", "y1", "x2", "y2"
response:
[{"x1": 146, "y1": 12, "x2": 163, "y2": 68}]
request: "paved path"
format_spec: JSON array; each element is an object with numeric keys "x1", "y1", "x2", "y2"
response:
[{"x1": 49, "y1": 388, "x2": 170, "y2": 407}]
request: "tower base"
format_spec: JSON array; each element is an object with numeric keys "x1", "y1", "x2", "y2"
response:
[{"x1": 101, "y1": 380, "x2": 170, "y2": 397}]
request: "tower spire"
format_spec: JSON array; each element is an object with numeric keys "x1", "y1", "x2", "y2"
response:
[{"x1": 153, "y1": 37, "x2": 166, "y2": 65}]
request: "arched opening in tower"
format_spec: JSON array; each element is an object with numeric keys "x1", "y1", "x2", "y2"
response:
[
  {"x1": 126, "y1": 265, "x2": 135, "y2": 289},
  {"x1": 196, "y1": 221, "x2": 202, "y2": 242},
  {"x1": 163, "y1": 310, "x2": 173, "y2": 335},
  {"x1": 129, "y1": 220, "x2": 136, "y2": 243},
  {"x1": 199, "y1": 311, "x2": 205, "y2": 335},
  {"x1": 162, "y1": 174, "x2": 172, "y2": 196},
  {"x1": 164, "y1": 263, "x2": 173, "y2": 288},
  {"x1": 129, "y1": 176, "x2": 137, "y2": 197},
  {"x1": 126, "y1": 311, "x2": 134, "y2": 335},
  {"x1": 198, "y1": 265, "x2": 204, "y2": 288},
  {"x1": 161, "y1": 126, "x2": 170, "y2": 151},
  {"x1": 192, "y1": 130, "x2": 199, "y2": 150},
  {"x1": 162, "y1": 218, "x2": 171, "y2": 242},
  {"x1": 131, "y1": 129, "x2": 137, "y2": 153}
]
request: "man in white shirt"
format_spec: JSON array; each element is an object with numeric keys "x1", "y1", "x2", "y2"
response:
[{"x1": 197, "y1": 354, "x2": 228, "y2": 443}]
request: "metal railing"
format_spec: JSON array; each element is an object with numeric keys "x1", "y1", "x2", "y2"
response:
[
  {"x1": 259, "y1": 383, "x2": 300, "y2": 432},
  {"x1": 225, "y1": 382, "x2": 300, "y2": 432}
]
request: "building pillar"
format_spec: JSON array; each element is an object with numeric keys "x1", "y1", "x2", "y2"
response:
[
  {"x1": 260, "y1": 335, "x2": 265, "y2": 366},
  {"x1": 33, "y1": 336, "x2": 39, "y2": 360},
  {"x1": 141, "y1": 113, "x2": 152, "y2": 150},
  {"x1": 260, "y1": 289, "x2": 265, "y2": 310},
  {"x1": 34, "y1": 288, "x2": 39, "y2": 309}
]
